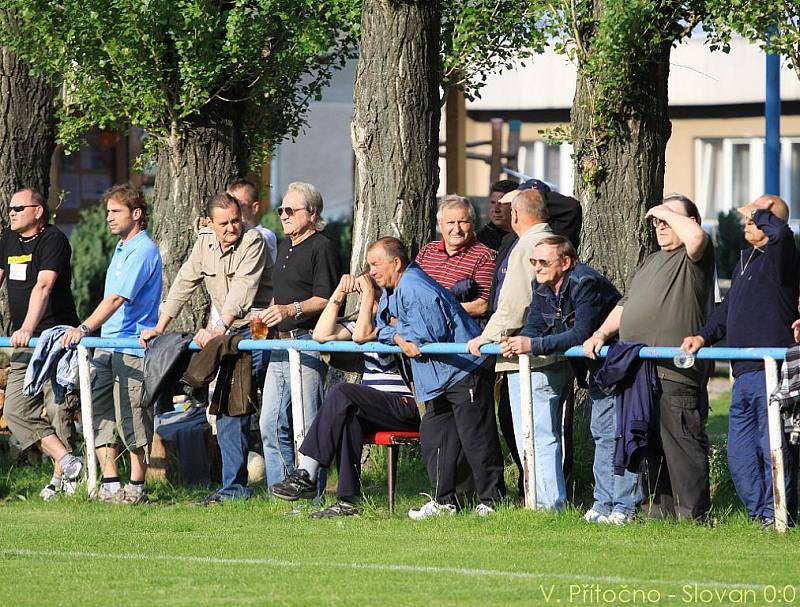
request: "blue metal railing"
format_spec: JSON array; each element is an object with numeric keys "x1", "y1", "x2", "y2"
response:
[{"x1": 0, "y1": 336, "x2": 787, "y2": 360}]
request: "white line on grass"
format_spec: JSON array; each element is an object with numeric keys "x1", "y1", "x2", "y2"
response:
[{"x1": 0, "y1": 548, "x2": 772, "y2": 590}]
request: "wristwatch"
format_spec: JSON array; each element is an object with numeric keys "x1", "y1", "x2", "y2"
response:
[
  {"x1": 214, "y1": 319, "x2": 230, "y2": 333},
  {"x1": 293, "y1": 301, "x2": 303, "y2": 319},
  {"x1": 78, "y1": 323, "x2": 91, "y2": 335}
]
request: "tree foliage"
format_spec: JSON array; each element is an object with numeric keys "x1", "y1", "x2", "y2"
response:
[
  {"x1": 536, "y1": 1, "x2": 706, "y2": 187},
  {"x1": 440, "y1": 0, "x2": 547, "y2": 102},
  {"x1": 705, "y1": 1, "x2": 800, "y2": 81},
  {"x1": 1, "y1": 0, "x2": 360, "y2": 164}
]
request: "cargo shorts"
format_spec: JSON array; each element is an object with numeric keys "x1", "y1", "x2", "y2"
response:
[
  {"x1": 92, "y1": 350, "x2": 152, "y2": 450},
  {"x1": 4, "y1": 350, "x2": 78, "y2": 451}
]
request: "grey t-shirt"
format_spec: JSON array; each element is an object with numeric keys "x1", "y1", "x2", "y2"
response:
[{"x1": 619, "y1": 242, "x2": 715, "y2": 386}]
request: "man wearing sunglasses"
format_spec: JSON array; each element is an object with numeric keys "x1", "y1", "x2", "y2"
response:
[
  {"x1": 0, "y1": 188, "x2": 83, "y2": 499},
  {"x1": 583, "y1": 194, "x2": 714, "y2": 521},
  {"x1": 501, "y1": 236, "x2": 634, "y2": 522},
  {"x1": 255, "y1": 182, "x2": 341, "y2": 497}
]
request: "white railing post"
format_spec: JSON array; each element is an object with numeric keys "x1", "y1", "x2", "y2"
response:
[
  {"x1": 76, "y1": 345, "x2": 97, "y2": 498},
  {"x1": 518, "y1": 354, "x2": 537, "y2": 510},
  {"x1": 764, "y1": 356, "x2": 788, "y2": 533},
  {"x1": 288, "y1": 348, "x2": 305, "y2": 462}
]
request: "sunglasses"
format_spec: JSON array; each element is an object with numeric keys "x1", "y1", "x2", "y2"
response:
[
  {"x1": 8, "y1": 204, "x2": 40, "y2": 213},
  {"x1": 529, "y1": 257, "x2": 561, "y2": 268},
  {"x1": 274, "y1": 206, "x2": 307, "y2": 217}
]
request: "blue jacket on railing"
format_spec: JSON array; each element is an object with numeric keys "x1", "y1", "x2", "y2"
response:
[
  {"x1": 377, "y1": 262, "x2": 485, "y2": 401},
  {"x1": 520, "y1": 263, "x2": 621, "y2": 355}
]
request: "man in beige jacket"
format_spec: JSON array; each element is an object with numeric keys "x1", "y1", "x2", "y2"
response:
[
  {"x1": 141, "y1": 192, "x2": 272, "y2": 504},
  {"x1": 467, "y1": 188, "x2": 561, "y2": 507}
]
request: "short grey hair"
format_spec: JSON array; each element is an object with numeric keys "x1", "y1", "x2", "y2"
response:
[
  {"x1": 436, "y1": 194, "x2": 475, "y2": 223},
  {"x1": 287, "y1": 181, "x2": 326, "y2": 231},
  {"x1": 512, "y1": 188, "x2": 549, "y2": 221}
]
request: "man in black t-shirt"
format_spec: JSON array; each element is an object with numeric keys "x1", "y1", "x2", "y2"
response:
[
  {"x1": 0, "y1": 188, "x2": 83, "y2": 499},
  {"x1": 255, "y1": 181, "x2": 341, "y2": 495}
]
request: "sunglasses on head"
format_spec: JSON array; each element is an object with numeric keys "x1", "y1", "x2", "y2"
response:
[
  {"x1": 274, "y1": 206, "x2": 306, "y2": 217},
  {"x1": 8, "y1": 204, "x2": 39, "y2": 213}
]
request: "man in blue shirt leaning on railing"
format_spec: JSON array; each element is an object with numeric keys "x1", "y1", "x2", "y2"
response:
[{"x1": 370, "y1": 236, "x2": 505, "y2": 518}]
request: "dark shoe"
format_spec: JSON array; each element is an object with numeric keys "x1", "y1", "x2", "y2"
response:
[
  {"x1": 271, "y1": 469, "x2": 316, "y2": 501},
  {"x1": 310, "y1": 500, "x2": 361, "y2": 519},
  {"x1": 200, "y1": 492, "x2": 224, "y2": 507}
]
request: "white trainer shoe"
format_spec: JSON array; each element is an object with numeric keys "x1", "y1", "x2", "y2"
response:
[
  {"x1": 606, "y1": 511, "x2": 633, "y2": 525},
  {"x1": 408, "y1": 494, "x2": 457, "y2": 520},
  {"x1": 583, "y1": 508, "x2": 610, "y2": 523}
]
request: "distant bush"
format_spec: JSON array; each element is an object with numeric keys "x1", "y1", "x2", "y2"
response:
[
  {"x1": 714, "y1": 210, "x2": 747, "y2": 279},
  {"x1": 69, "y1": 204, "x2": 118, "y2": 319}
]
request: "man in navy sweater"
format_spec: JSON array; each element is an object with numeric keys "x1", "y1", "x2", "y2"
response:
[{"x1": 682, "y1": 195, "x2": 800, "y2": 527}]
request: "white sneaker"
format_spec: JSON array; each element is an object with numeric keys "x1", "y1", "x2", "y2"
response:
[
  {"x1": 408, "y1": 495, "x2": 457, "y2": 520},
  {"x1": 475, "y1": 503, "x2": 495, "y2": 517},
  {"x1": 606, "y1": 511, "x2": 633, "y2": 525},
  {"x1": 583, "y1": 508, "x2": 610, "y2": 523},
  {"x1": 39, "y1": 483, "x2": 58, "y2": 501},
  {"x1": 59, "y1": 455, "x2": 84, "y2": 481},
  {"x1": 60, "y1": 479, "x2": 78, "y2": 496},
  {"x1": 95, "y1": 484, "x2": 120, "y2": 503}
]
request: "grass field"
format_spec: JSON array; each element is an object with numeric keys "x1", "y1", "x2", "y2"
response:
[{"x1": 1, "y1": 384, "x2": 798, "y2": 607}]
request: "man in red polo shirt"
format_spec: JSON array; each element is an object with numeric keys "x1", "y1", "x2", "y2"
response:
[{"x1": 415, "y1": 195, "x2": 496, "y2": 324}]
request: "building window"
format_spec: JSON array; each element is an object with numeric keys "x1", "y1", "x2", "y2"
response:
[
  {"x1": 519, "y1": 141, "x2": 574, "y2": 195},
  {"x1": 695, "y1": 136, "x2": 800, "y2": 222},
  {"x1": 782, "y1": 140, "x2": 800, "y2": 220}
]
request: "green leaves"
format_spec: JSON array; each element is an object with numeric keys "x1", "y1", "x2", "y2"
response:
[
  {"x1": 440, "y1": 0, "x2": 549, "y2": 101},
  {"x1": 705, "y1": 0, "x2": 800, "y2": 77},
  {"x1": 2, "y1": 0, "x2": 360, "y2": 165}
]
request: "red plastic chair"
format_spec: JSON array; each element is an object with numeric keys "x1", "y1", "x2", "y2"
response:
[{"x1": 363, "y1": 431, "x2": 420, "y2": 513}]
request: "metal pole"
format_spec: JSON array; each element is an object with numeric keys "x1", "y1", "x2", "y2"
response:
[
  {"x1": 764, "y1": 356, "x2": 788, "y2": 533},
  {"x1": 765, "y1": 44, "x2": 781, "y2": 195},
  {"x1": 288, "y1": 348, "x2": 305, "y2": 462},
  {"x1": 518, "y1": 354, "x2": 537, "y2": 509},
  {"x1": 76, "y1": 345, "x2": 97, "y2": 497}
]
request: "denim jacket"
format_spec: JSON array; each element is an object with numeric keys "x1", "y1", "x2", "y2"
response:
[
  {"x1": 377, "y1": 263, "x2": 484, "y2": 401},
  {"x1": 520, "y1": 263, "x2": 620, "y2": 355}
]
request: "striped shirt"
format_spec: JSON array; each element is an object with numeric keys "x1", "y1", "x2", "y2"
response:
[
  {"x1": 415, "y1": 239, "x2": 495, "y2": 301},
  {"x1": 344, "y1": 322, "x2": 413, "y2": 397}
]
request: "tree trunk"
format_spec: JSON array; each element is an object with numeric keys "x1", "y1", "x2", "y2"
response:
[
  {"x1": 0, "y1": 47, "x2": 55, "y2": 334},
  {"x1": 350, "y1": 0, "x2": 441, "y2": 273},
  {"x1": 153, "y1": 113, "x2": 246, "y2": 331},
  {"x1": 571, "y1": 40, "x2": 673, "y2": 291}
]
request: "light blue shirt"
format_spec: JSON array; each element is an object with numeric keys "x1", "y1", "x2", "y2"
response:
[
  {"x1": 101, "y1": 230, "x2": 162, "y2": 356},
  {"x1": 377, "y1": 263, "x2": 485, "y2": 401}
]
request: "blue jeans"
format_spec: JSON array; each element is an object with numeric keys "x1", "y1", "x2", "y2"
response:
[
  {"x1": 588, "y1": 383, "x2": 641, "y2": 516},
  {"x1": 728, "y1": 370, "x2": 792, "y2": 520},
  {"x1": 508, "y1": 363, "x2": 569, "y2": 510},
  {"x1": 260, "y1": 348, "x2": 326, "y2": 493},
  {"x1": 216, "y1": 414, "x2": 252, "y2": 500},
  {"x1": 213, "y1": 324, "x2": 265, "y2": 500}
]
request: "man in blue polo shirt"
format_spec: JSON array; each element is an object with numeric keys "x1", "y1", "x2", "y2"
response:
[
  {"x1": 371, "y1": 237, "x2": 505, "y2": 518},
  {"x1": 61, "y1": 184, "x2": 162, "y2": 504}
]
